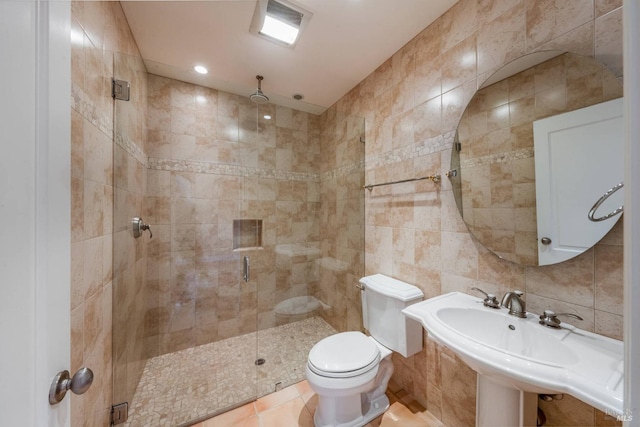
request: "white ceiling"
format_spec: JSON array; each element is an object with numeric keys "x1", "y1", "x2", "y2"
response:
[{"x1": 120, "y1": 0, "x2": 458, "y2": 114}]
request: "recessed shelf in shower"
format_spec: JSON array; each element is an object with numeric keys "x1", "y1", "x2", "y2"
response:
[{"x1": 233, "y1": 219, "x2": 263, "y2": 250}]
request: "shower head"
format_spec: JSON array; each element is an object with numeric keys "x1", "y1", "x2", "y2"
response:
[{"x1": 250, "y1": 75, "x2": 269, "y2": 104}]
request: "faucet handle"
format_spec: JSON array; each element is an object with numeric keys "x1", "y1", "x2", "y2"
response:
[
  {"x1": 539, "y1": 310, "x2": 584, "y2": 328},
  {"x1": 470, "y1": 287, "x2": 500, "y2": 309}
]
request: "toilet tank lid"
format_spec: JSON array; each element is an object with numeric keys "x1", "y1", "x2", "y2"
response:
[{"x1": 359, "y1": 274, "x2": 423, "y2": 302}]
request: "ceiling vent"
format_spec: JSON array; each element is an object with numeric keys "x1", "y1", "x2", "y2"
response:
[{"x1": 250, "y1": 0, "x2": 312, "y2": 48}]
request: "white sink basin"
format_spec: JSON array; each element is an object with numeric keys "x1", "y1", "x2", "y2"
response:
[{"x1": 403, "y1": 292, "x2": 624, "y2": 416}]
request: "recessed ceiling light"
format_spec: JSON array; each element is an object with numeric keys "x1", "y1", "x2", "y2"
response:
[
  {"x1": 194, "y1": 65, "x2": 208, "y2": 74},
  {"x1": 292, "y1": 93, "x2": 304, "y2": 100},
  {"x1": 263, "y1": 114, "x2": 272, "y2": 120}
]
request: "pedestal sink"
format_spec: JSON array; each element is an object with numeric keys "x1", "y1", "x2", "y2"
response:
[{"x1": 402, "y1": 292, "x2": 624, "y2": 427}]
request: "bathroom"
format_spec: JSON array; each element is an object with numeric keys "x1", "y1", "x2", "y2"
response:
[{"x1": 2, "y1": 0, "x2": 637, "y2": 426}]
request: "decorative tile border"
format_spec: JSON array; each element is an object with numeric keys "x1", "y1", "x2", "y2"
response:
[
  {"x1": 460, "y1": 147, "x2": 534, "y2": 169},
  {"x1": 148, "y1": 157, "x2": 320, "y2": 181},
  {"x1": 320, "y1": 160, "x2": 366, "y2": 182},
  {"x1": 71, "y1": 82, "x2": 113, "y2": 138},
  {"x1": 115, "y1": 131, "x2": 148, "y2": 166},
  {"x1": 146, "y1": 157, "x2": 365, "y2": 183},
  {"x1": 365, "y1": 131, "x2": 456, "y2": 170}
]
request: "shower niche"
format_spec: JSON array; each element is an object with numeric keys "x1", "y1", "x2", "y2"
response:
[{"x1": 233, "y1": 219, "x2": 263, "y2": 250}]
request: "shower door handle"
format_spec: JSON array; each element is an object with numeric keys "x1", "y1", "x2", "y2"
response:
[{"x1": 243, "y1": 256, "x2": 250, "y2": 282}]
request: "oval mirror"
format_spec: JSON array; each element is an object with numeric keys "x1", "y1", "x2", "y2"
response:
[{"x1": 450, "y1": 51, "x2": 624, "y2": 266}]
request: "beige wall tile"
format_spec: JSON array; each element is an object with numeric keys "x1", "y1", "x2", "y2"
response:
[
  {"x1": 441, "y1": 232, "x2": 478, "y2": 279},
  {"x1": 525, "y1": 249, "x2": 595, "y2": 307},
  {"x1": 595, "y1": 6, "x2": 623, "y2": 77},
  {"x1": 355, "y1": 2, "x2": 623, "y2": 422},
  {"x1": 525, "y1": 0, "x2": 594, "y2": 49},
  {"x1": 440, "y1": 0, "x2": 478, "y2": 53},
  {"x1": 594, "y1": 244, "x2": 624, "y2": 314},
  {"x1": 534, "y1": 21, "x2": 595, "y2": 57},
  {"x1": 441, "y1": 37, "x2": 477, "y2": 94},
  {"x1": 440, "y1": 353, "x2": 476, "y2": 427},
  {"x1": 595, "y1": 0, "x2": 622, "y2": 17},
  {"x1": 539, "y1": 394, "x2": 595, "y2": 426},
  {"x1": 71, "y1": 177, "x2": 84, "y2": 242},
  {"x1": 595, "y1": 310, "x2": 623, "y2": 340},
  {"x1": 477, "y1": 2, "x2": 526, "y2": 76}
]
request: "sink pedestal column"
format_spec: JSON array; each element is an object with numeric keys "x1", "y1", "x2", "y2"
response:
[{"x1": 476, "y1": 374, "x2": 537, "y2": 427}]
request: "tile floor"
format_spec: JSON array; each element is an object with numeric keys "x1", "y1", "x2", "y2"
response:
[
  {"x1": 192, "y1": 380, "x2": 445, "y2": 427},
  {"x1": 124, "y1": 317, "x2": 337, "y2": 427}
]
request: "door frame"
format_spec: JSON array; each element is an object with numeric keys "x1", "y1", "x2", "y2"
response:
[
  {"x1": 623, "y1": 1, "x2": 640, "y2": 424},
  {"x1": 0, "y1": 1, "x2": 71, "y2": 426}
]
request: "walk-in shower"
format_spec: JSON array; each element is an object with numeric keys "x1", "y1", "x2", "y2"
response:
[{"x1": 112, "y1": 52, "x2": 365, "y2": 426}]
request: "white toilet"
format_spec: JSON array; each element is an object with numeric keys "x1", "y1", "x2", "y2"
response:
[{"x1": 305, "y1": 274, "x2": 424, "y2": 427}]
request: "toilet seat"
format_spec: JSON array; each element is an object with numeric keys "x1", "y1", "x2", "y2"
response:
[{"x1": 308, "y1": 332, "x2": 380, "y2": 378}]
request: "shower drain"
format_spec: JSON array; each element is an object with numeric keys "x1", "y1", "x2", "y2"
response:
[{"x1": 255, "y1": 358, "x2": 266, "y2": 366}]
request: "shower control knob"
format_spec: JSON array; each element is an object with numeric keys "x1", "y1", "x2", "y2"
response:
[{"x1": 132, "y1": 217, "x2": 152, "y2": 238}]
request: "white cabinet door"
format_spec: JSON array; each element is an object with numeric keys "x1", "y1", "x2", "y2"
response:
[
  {"x1": 0, "y1": 1, "x2": 71, "y2": 426},
  {"x1": 534, "y1": 98, "x2": 624, "y2": 265}
]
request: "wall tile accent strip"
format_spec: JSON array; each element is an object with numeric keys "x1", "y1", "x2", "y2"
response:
[
  {"x1": 71, "y1": 84, "x2": 113, "y2": 137},
  {"x1": 115, "y1": 132, "x2": 148, "y2": 167},
  {"x1": 147, "y1": 157, "x2": 366, "y2": 183},
  {"x1": 320, "y1": 160, "x2": 366, "y2": 182},
  {"x1": 366, "y1": 132, "x2": 455, "y2": 170},
  {"x1": 148, "y1": 157, "x2": 320, "y2": 181},
  {"x1": 460, "y1": 147, "x2": 534, "y2": 168}
]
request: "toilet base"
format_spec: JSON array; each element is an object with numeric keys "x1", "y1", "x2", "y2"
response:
[
  {"x1": 311, "y1": 356, "x2": 394, "y2": 427},
  {"x1": 313, "y1": 393, "x2": 390, "y2": 427}
]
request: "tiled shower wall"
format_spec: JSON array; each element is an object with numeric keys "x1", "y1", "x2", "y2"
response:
[
  {"x1": 70, "y1": 1, "x2": 143, "y2": 426},
  {"x1": 316, "y1": 109, "x2": 366, "y2": 332},
  {"x1": 143, "y1": 74, "x2": 324, "y2": 356},
  {"x1": 330, "y1": 0, "x2": 623, "y2": 426}
]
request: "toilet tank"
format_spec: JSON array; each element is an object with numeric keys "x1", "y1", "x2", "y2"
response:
[{"x1": 360, "y1": 274, "x2": 424, "y2": 357}]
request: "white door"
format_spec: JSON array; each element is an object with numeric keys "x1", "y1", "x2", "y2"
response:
[
  {"x1": 534, "y1": 98, "x2": 624, "y2": 265},
  {"x1": 0, "y1": 1, "x2": 71, "y2": 426}
]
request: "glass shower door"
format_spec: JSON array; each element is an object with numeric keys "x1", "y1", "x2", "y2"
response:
[
  {"x1": 112, "y1": 53, "x2": 260, "y2": 426},
  {"x1": 249, "y1": 103, "x2": 366, "y2": 398}
]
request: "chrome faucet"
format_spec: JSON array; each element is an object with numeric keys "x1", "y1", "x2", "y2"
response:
[{"x1": 501, "y1": 291, "x2": 526, "y2": 318}]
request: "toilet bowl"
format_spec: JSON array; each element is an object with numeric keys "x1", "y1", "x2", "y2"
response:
[
  {"x1": 306, "y1": 331, "x2": 393, "y2": 427},
  {"x1": 306, "y1": 274, "x2": 424, "y2": 427}
]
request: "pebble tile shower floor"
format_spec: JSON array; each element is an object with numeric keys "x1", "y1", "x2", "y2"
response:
[{"x1": 123, "y1": 317, "x2": 337, "y2": 427}]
